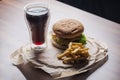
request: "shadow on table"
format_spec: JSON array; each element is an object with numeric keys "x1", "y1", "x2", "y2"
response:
[{"x1": 16, "y1": 55, "x2": 108, "y2": 80}]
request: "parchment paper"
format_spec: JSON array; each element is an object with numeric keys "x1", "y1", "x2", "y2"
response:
[{"x1": 10, "y1": 35, "x2": 108, "y2": 79}]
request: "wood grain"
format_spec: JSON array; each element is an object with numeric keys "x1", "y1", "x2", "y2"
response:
[{"x1": 0, "y1": 0, "x2": 120, "y2": 80}]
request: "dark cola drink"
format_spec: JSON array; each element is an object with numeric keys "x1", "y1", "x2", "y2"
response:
[{"x1": 24, "y1": 3, "x2": 49, "y2": 51}]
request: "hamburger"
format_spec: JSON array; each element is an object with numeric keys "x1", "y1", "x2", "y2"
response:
[{"x1": 52, "y1": 19, "x2": 86, "y2": 49}]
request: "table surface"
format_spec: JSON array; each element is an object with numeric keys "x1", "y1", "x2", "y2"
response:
[{"x1": 0, "y1": 0, "x2": 120, "y2": 80}]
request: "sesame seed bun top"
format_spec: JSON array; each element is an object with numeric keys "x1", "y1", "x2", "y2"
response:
[{"x1": 53, "y1": 19, "x2": 84, "y2": 39}]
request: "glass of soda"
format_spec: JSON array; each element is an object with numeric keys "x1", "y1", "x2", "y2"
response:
[{"x1": 24, "y1": 2, "x2": 50, "y2": 52}]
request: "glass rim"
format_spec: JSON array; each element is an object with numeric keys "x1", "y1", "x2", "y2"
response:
[{"x1": 24, "y1": 2, "x2": 48, "y2": 12}]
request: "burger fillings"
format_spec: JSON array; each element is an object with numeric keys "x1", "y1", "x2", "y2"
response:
[{"x1": 52, "y1": 19, "x2": 87, "y2": 49}]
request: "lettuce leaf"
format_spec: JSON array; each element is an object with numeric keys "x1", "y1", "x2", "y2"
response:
[{"x1": 79, "y1": 34, "x2": 87, "y2": 45}]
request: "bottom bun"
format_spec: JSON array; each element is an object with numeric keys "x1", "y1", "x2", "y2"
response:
[{"x1": 52, "y1": 39, "x2": 68, "y2": 50}]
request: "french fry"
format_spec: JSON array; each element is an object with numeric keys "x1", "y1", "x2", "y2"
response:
[
  {"x1": 63, "y1": 57, "x2": 73, "y2": 64},
  {"x1": 71, "y1": 47, "x2": 80, "y2": 54},
  {"x1": 57, "y1": 49, "x2": 70, "y2": 59},
  {"x1": 57, "y1": 42, "x2": 90, "y2": 64},
  {"x1": 68, "y1": 42, "x2": 72, "y2": 49}
]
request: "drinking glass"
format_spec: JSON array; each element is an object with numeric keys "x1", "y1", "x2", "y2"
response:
[{"x1": 24, "y1": 2, "x2": 50, "y2": 52}]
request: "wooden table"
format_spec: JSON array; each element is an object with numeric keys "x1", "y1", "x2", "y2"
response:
[{"x1": 0, "y1": 0, "x2": 120, "y2": 80}]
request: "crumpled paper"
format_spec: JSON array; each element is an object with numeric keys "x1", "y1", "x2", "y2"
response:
[{"x1": 10, "y1": 37, "x2": 108, "y2": 79}]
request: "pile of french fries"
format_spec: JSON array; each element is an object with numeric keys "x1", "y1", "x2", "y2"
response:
[{"x1": 57, "y1": 42, "x2": 89, "y2": 64}]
